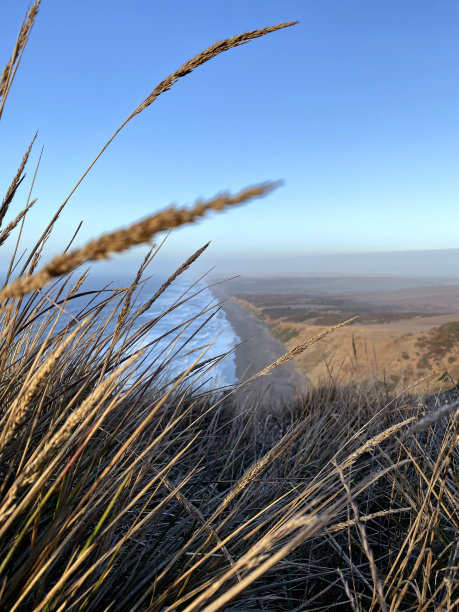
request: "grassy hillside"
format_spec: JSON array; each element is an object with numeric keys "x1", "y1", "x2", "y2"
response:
[
  {"x1": 235, "y1": 293, "x2": 459, "y2": 392},
  {"x1": 0, "y1": 5, "x2": 457, "y2": 610}
]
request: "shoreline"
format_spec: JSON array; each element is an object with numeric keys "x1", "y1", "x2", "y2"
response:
[{"x1": 211, "y1": 284, "x2": 308, "y2": 408}]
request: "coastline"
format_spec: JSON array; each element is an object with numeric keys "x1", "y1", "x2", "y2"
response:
[{"x1": 211, "y1": 283, "x2": 308, "y2": 408}]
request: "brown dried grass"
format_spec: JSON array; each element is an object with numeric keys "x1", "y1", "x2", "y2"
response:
[
  {"x1": 0, "y1": 6, "x2": 457, "y2": 612},
  {"x1": 0, "y1": 181, "x2": 278, "y2": 300},
  {"x1": 31, "y1": 21, "x2": 297, "y2": 260},
  {"x1": 0, "y1": 2, "x2": 40, "y2": 120}
]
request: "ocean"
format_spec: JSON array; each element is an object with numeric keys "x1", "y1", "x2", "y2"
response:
[{"x1": 61, "y1": 274, "x2": 240, "y2": 392}]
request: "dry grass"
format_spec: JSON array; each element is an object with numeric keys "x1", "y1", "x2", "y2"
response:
[
  {"x1": 0, "y1": 181, "x2": 278, "y2": 300},
  {"x1": 0, "y1": 5, "x2": 457, "y2": 611},
  {"x1": 0, "y1": 1, "x2": 40, "y2": 120},
  {"x1": 241, "y1": 316, "x2": 357, "y2": 385}
]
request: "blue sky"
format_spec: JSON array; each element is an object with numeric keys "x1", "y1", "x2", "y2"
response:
[{"x1": 1, "y1": 1, "x2": 459, "y2": 275}]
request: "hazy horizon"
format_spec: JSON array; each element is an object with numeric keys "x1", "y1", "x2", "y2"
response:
[
  {"x1": 206, "y1": 248, "x2": 459, "y2": 278},
  {"x1": 3, "y1": 246, "x2": 457, "y2": 286}
]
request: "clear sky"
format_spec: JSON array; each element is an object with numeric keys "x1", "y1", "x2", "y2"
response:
[{"x1": 1, "y1": 1, "x2": 459, "y2": 276}]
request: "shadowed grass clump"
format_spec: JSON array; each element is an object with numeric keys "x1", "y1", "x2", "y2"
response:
[{"x1": 0, "y1": 4, "x2": 457, "y2": 611}]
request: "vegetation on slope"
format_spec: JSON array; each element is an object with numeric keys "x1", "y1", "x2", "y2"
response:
[{"x1": 0, "y1": 4, "x2": 457, "y2": 611}]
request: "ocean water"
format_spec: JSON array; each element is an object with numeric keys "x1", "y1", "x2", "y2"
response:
[
  {"x1": 64, "y1": 275, "x2": 240, "y2": 391},
  {"x1": 134, "y1": 278, "x2": 240, "y2": 389}
]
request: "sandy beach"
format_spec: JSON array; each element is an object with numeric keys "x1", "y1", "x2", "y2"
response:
[{"x1": 211, "y1": 284, "x2": 308, "y2": 408}]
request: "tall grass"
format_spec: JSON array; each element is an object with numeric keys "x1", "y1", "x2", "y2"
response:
[{"x1": 0, "y1": 4, "x2": 458, "y2": 610}]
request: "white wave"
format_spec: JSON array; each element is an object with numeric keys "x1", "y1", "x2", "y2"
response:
[{"x1": 134, "y1": 278, "x2": 239, "y2": 389}]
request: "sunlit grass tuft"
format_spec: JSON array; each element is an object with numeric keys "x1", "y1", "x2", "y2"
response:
[{"x1": 0, "y1": 4, "x2": 457, "y2": 611}]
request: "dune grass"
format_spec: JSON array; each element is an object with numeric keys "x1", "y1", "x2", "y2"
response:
[{"x1": 0, "y1": 4, "x2": 458, "y2": 610}]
